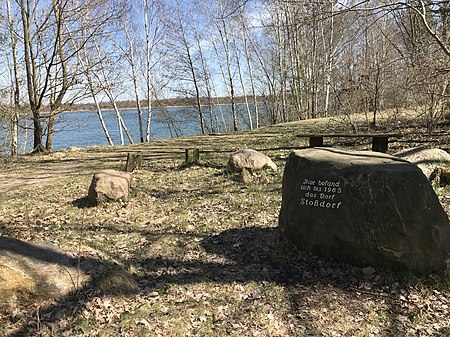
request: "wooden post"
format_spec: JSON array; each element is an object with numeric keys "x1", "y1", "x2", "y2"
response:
[
  {"x1": 372, "y1": 136, "x2": 389, "y2": 153},
  {"x1": 309, "y1": 136, "x2": 324, "y2": 148},
  {"x1": 185, "y1": 148, "x2": 200, "y2": 165},
  {"x1": 125, "y1": 152, "x2": 143, "y2": 172}
]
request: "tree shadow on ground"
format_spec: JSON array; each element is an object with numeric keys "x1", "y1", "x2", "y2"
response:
[{"x1": 3, "y1": 226, "x2": 443, "y2": 336}]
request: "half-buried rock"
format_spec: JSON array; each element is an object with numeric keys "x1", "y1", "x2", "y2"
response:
[
  {"x1": 228, "y1": 149, "x2": 277, "y2": 172},
  {"x1": 279, "y1": 148, "x2": 450, "y2": 274},
  {"x1": 0, "y1": 237, "x2": 90, "y2": 313},
  {"x1": 88, "y1": 169, "x2": 132, "y2": 205},
  {"x1": 394, "y1": 146, "x2": 450, "y2": 179}
]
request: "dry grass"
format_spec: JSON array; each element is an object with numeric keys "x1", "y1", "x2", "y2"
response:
[{"x1": 0, "y1": 110, "x2": 449, "y2": 336}]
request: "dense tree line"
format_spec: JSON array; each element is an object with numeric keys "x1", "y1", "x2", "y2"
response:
[{"x1": 0, "y1": 0, "x2": 449, "y2": 155}]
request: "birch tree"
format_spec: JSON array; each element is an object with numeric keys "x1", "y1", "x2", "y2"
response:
[
  {"x1": 78, "y1": 49, "x2": 114, "y2": 145},
  {"x1": 92, "y1": 39, "x2": 134, "y2": 145},
  {"x1": 239, "y1": 4, "x2": 260, "y2": 128},
  {"x1": 215, "y1": 0, "x2": 238, "y2": 131},
  {"x1": 119, "y1": 8, "x2": 145, "y2": 142},
  {"x1": 142, "y1": 0, "x2": 165, "y2": 142},
  {"x1": 73, "y1": 6, "x2": 115, "y2": 146},
  {"x1": 169, "y1": 1, "x2": 206, "y2": 134},
  {"x1": 232, "y1": 36, "x2": 253, "y2": 129},
  {"x1": 194, "y1": 28, "x2": 219, "y2": 132},
  {"x1": 5, "y1": 0, "x2": 19, "y2": 155}
]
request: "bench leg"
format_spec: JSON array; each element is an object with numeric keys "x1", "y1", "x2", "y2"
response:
[
  {"x1": 310, "y1": 136, "x2": 324, "y2": 148},
  {"x1": 185, "y1": 148, "x2": 200, "y2": 164},
  {"x1": 372, "y1": 137, "x2": 388, "y2": 153}
]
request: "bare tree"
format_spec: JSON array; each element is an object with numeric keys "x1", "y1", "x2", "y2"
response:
[
  {"x1": 70, "y1": 6, "x2": 117, "y2": 146},
  {"x1": 333, "y1": 0, "x2": 450, "y2": 127},
  {"x1": 232, "y1": 36, "x2": 253, "y2": 129},
  {"x1": 239, "y1": 4, "x2": 260, "y2": 128},
  {"x1": 119, "y1": 8, "x2": 145, "y2": 142},
  {"x1": 215, "y1": 0, "x2": 238, "y2": 131},
  {"x1": 194, "y1": 28, "x2": 219, "y2": 132},
  {"x1": 76, "y1": 41, "x2": 114, "y2": 145},
  {"x1": 5, "y1": 0, "x2": 19, "y2": 155},
  {"x1": 92, "y1": 39, "x2": 134, "y2": 145},
  {"x1": 15, "y1": 0, "x2": 119, "y2": 152},
  {"x1": 142, "y1": 0, "x2": 165, "y2": 142},
  {"x1": 18, "y1": 0, "x2": 46, "y2": 152},
  {"x1": 168, "y1": 1, "x2": 206, "y2": 134}
]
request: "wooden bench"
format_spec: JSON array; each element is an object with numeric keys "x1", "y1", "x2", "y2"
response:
[{"x1": 297, "y1": 133, "x2": 401, "y2": 153}]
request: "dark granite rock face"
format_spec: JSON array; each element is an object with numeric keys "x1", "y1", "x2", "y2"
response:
[{"x1": 279, "y1": 148, "x2": 450, "y2": 274}]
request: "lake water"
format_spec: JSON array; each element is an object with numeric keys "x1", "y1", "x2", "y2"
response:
[{"x1": 2, "y1": 104, "x2": 262, "y2": 153}]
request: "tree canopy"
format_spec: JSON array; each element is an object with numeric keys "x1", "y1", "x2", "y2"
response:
[{"x1": 0, "y1": 0, "x2": 449, "y2": 154}]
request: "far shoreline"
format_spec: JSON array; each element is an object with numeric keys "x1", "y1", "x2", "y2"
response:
[{"x1": 24, "y1": 100, "x2": 261, "y2": 117}]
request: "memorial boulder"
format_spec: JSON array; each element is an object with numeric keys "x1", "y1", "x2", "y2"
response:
[{"x1": 279, "y1": 148, "x2": 450, "y2": 274}]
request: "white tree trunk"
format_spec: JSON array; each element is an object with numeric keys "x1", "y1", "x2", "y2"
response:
[
  {"x1": 233, "y1": 38, "x2": 252, "y2": 129},
  {"x1": 6, "y1": 0, "x2": 19, "y2": 155},
  {"x1": 143, "y1": 0, "x2": 153, "y2": 142}
]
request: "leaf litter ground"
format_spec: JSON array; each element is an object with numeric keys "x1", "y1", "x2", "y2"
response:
[{"x1": 0, "y1": 110, "x2": 450, "y2": 336}]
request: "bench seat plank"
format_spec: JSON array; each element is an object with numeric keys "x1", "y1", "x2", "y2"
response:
[
  {"x1": 297, "y1": 133, "x2": 401, "y2": 153},
  {"x1": 297, "y1": 133, "x2": 401, "y2": 138}
]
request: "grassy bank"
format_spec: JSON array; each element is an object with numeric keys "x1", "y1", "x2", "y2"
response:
[{"x1": 0, "y1": 110, "x2": 449, "y2": 336}]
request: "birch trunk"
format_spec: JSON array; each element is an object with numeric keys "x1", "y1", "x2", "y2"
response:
[
  {"x1": 6, "y1": 0, "x2": 19, "y2": 155},
  {"x1": 176, "y1": 12, "x2": 205, "y2": 134},
  {"x1": 143, "y1": 0, "x2": 153, "y2": 142},
  {"x1": 217, "y1": 0, "x2": 237, "y2": 131},
  {"x1": 92, "y1": 41, "x2": 133, "y2": 145},
  {"x1": 74, "y1": 28, "x2": 114, "y2": 146},
  {"x1": 211, "y1": 35, "x2": 234, "y2": 132},
  {"x1": 88, "y1": 81, "x2": 114, "y2": 145},
  {"x1": 195, "y1": 31, "x2": 216, "y2": 132},
  {"x1": 241, "y1": 20, "x2": 259, "y2": 128},
  {"x1": 123, "y1": 25, "x2": 144, "y2": 142},
  {"x1": 232, "y1": 38, "x2": 252, "y2": 129},
  {"x1": 324, "y1": 1, "x2": 335, "y2": 117}
]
